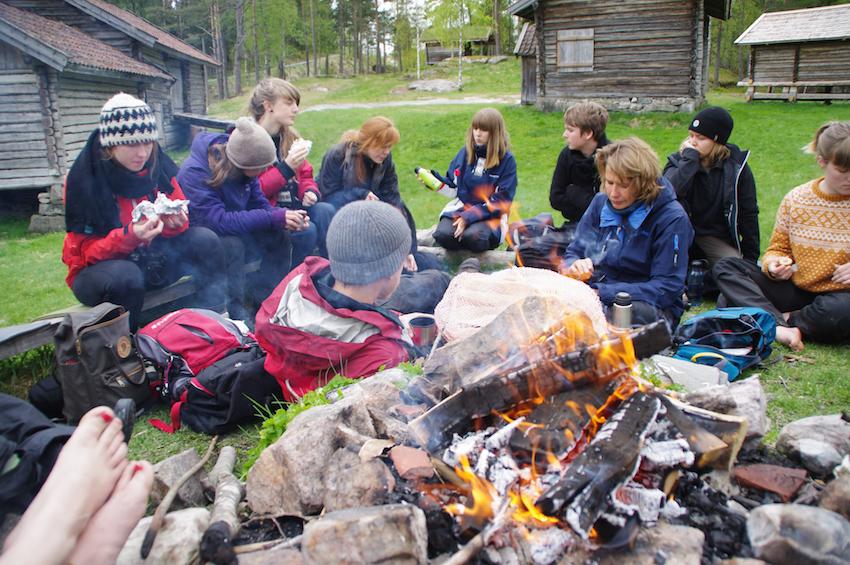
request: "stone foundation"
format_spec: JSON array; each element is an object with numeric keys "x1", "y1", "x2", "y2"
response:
[
  {"x1": 28, "y1": 183, "x2": 64, "y2": 233},
  {"x1": 539, "y1": 95, "x2": 701, "y2": 114}
]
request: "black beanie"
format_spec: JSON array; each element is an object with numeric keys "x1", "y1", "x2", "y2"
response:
[{"x1": 689, "y1": 107, "x2": 733, "y2": 145}]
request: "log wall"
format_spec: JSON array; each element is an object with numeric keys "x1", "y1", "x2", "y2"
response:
[
  {"x1": 537, "y1": 0, "x2": 703, "y2": 101},
  {"x1": 749, "y1": 40, "x2": 850, "y2": 84},
  {"x1": 0, "y1": 46, "x2": 57, "y2": 190}
]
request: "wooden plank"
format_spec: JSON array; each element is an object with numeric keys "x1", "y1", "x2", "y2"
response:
[
  {"x1": 0, "y1": 176, "x2": 61, "y2": 190},
  {"x1": 0, "y1": 157, "x2": 51, "y2": 169},
  {"x1": 0, "y1": 167, "x2": 60, "y2": 180},
  {"x1": 0, "y1": 319, "x2": 62, "y2": 361}
]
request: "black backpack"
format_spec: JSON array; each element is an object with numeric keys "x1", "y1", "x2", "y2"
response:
[{"x1": 149, "y1": 347, "x2": 283, "y2": 435}]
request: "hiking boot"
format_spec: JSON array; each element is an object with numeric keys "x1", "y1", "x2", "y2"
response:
[{"x1": 458, "y1": 257, "x2": 481, "y2": 274}]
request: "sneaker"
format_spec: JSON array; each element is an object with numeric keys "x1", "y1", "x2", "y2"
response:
[{"x1": 457, "y1": 257, "x2": 481, "y2": 274}]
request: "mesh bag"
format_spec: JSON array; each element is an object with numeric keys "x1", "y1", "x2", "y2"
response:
[{"x1": 434, "y1": 267, "x2": 607, "y2": 342}]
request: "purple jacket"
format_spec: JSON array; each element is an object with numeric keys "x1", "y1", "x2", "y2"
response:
[{"x1": 178, "y1": 132, "x2": 286, "y2": 236}]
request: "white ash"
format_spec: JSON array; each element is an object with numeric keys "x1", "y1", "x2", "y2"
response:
[
  {"x1": 525, "y1": 526, "x2": 574, "y2": 565},
  {"x1": 131, "y1": 193, "x2": 189, "y2": 222},
  {"x1": 660, "y1": 498, "x2": 687, "y2": 520},
  {"x1": 485, "y1": 417, "x2": 525, "y2": 451},
  {"x1": 613, "y1": 484, "x2": 665, "y2": 524},
  {"x1": 443, "y1": 428, "x2": 495, "y2": 467},
  {"x1": 599, "y1": 512, "x2": 627, "y2": 527},
  {"x1": 487, "y1": 453, "x2": 521, "y2": 496},
  {"x1": 640, "y1": 438, "x2": 694, "y2": 470}
]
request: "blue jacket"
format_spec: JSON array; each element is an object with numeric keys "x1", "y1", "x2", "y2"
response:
[
  {"x1": 178, "y1": 132, "x2": 286, "y2": 236},
  {"x1": 316, "y1": 142, "x2": 402, "y2": 209},
  {"x1": 564, "y1": 178, "x2": 694, "y2": 321},
  {"x1": 441, "y1": 145, "x2": 517, "y2": 225}
]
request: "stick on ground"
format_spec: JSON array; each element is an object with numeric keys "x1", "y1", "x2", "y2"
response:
[{"x1": 199, "y1": 446, "x2": 244, "y2": 565}]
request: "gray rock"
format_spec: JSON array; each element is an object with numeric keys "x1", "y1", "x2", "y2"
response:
[
  {"x1": 821, "y1": 471, "x2": 850, "y2": 520},
  {"x1": 301, "y1": 504, "x2": 428, "y2": 564},
  {"x1": 669, "y1": 97, "x2": 688, "y2": 106},
  {"x1": 246, "y1": 395, "x2": 377, "y2": 515},
  {"x1": 151, "y1": 448, "x2": 209, "y2": 508},
  {"x1": 748, "y1": 503, "x2": 850, "y2": 565},
  {"x1": 416, "y1": 226, "x2": 436, "y2": 247},
  {"x1": 488, "y1": 55, "x2": 508, "y2": 64},
  {"x1": 322, "y1": 448, "x2": 395, "y2": 512},
  {"x1": 238, "y1": 547, "x2": 303, "y2": 565},
  {"x1": 777, "y1": 414, "x2": 850, "y2": 476},
  {"x1": 28, "y1": 214, "x2": 64, "y2": 233},
  {"x1": 117, "y1": 507, "x2": 210, "y2": 565},
  {"x1": 717, "y1": 559, "x2": 768, "y2": 565},
  {"x1": 37, "y1": 192, "x2": 50, "y2": 204},
  {"x1": 38, "y1": 202, "x2": 64, "y2": 216},
  {"x1": 408, "y1": 79, "x2": 458, "y2": 93},
  {"x1": 561, "y1": 522, "x2": 704, "y2": 564},
  {"x1": 684, "y1": 376, "x2": 770, "y2": 444}
]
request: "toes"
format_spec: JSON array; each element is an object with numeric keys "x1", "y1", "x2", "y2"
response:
[{"x1": 75, "y1": 407, "x2": 116, "y2": 440}]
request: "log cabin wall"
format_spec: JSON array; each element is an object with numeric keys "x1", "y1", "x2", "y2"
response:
[
  {"x1": 750, "y1": 40, "x2": 850, "y2": 84},
  {"x1": 0, "y1": 44, "x2": 56, "y2": 190},
  {"x1": 536, "y1": 0, "x2": 705, "y2": 111}
]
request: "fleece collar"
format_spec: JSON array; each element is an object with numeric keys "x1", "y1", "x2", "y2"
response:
[{"x1": 600, "y1": 199, "x2": 652, "y2": 230}]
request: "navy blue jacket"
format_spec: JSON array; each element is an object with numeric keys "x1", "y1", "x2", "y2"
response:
[
  {"x1": 178, "y1": 132, "x2": 286, "y2": 236},
  {"x1": 441, "y1": 145, "x2": 517, "y2": 225},
  {"x1": 564, "y1": 178, "x2": 694, "y2": 321},
  {"x1": 663, "y1": 144, "x2": 759, "y2": 263},
  {"x1": 316, "y1": 142, "x2": 401, "y2": 209}
]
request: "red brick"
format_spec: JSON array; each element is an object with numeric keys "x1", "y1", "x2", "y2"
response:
[
  {"x1": 733, "y1": 464, "x2": 807, "y2": 502},
  {"x1": 389, "y1": 445, "x2": 434, "y2": 480}
]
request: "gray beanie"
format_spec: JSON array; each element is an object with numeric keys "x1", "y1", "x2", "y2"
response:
[
  {"x1": 327, "y1": 201, "x2": 411, "y2": 285},
  {"x1": 226, "y1": 117, "x2": 277, "y2": 170}
]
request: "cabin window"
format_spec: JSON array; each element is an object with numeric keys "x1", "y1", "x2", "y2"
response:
[{"x1": 557, "y1": 28, "x2": 593, "y2": 72}]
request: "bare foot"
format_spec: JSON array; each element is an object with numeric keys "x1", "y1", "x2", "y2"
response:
[
  {"x1": 68, "y1": 461, "x2": 154, "y2": 565},
  {"x1": 1, "y1": 407, "x2": 128, "y2": 565},
  {"x1": 776, "y1": 325, "x2": 804, "y2": 352}
]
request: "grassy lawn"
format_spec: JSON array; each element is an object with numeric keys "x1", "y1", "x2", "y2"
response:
[{"x1": 1, "y1": 70, "x2": 848, "y2": 463}]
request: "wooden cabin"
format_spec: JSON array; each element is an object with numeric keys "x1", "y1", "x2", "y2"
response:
[
  {"x1": 735, "y1": 4, "x2": 850, "y2": 103},
  {"x1": 0, "y1": 0, "x2": 219, "y2": 231},
  {"x1": 508, "y1": 0, "x2": 731, "y2": 112},
  {"x1": 422, "y1": 25, "x2": 496, "y2": 64}
]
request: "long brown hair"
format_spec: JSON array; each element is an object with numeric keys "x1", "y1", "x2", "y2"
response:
[
  {"x1": 339, "y1": 116, "x2": 400, "y2": 183},
  {"x1": 206, "y1": 143, "x2": 238, "y2": 188},
  {"x1": 248, "y1": 78, "x2": 302, "y2": 160},
  {"x1": 466, "y1": 108, "x2": 509, "y2": 169}
]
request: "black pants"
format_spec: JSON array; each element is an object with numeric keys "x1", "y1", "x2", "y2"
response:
[
  {"x1": 434, "y1": 217, "x2": 500, "y2": 253},
  {"x1": 380, "y1": 269, "x2": 452, "y2": 314},
  {"x1": 0, "y1": 394, "x2": 73, "y2": 517},
  {"x1": 72, "y1": 227, "x2": 226, "y2": 330},
  {"x1": 714, "y1": 257, "x2": 850, "y2": 343}
]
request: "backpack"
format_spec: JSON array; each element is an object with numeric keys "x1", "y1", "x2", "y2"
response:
[
  {"x1": 672, "y1": 307, "x2": 777, "y2": 381},
  {"x1": 53, "y1": 303, "x2": 149, "y2": 422},
  {"x1": 135, "y1": 309, "x2": 258, "y2": 402},
  {"x1": 150, "y1": 347, "x2": 282, "y2": 434}
]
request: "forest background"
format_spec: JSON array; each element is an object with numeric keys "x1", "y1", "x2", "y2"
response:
[{"x1": 112, "y1": 0, "x2": 849, "y2": 99}]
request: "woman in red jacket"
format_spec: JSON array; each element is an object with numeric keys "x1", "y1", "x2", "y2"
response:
[
  {"x1": 247, "y1": 78, "x2": 334, "y2": 257},
  {"x1": 62, "y1": 93, "x2": 225, "y2": 329}
]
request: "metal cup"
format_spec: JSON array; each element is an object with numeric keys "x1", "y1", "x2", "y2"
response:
[{"x1": 409, "y1": 316, "x2": 438, "y2": 348}]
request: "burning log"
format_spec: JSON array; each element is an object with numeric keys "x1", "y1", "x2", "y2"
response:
[
  {"x1": 535, "y1": 392, "x2": 661, "y2": 538},
  {"x1": 662, "y1": 396, "x2": 748, "y2": 470},
  {"x1": 409, "y1": 322, "x2": 671, "y2": 453}
]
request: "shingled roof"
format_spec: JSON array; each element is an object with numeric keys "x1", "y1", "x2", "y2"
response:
[
  {"x1": 0, "y1": 1, "x2": 171, "y2": 80},
  {"x1": 735, "y1": 4, "x2": 850, "y2": 46},
  {"x1": 66, "y1": 0, "x2": 219, "y2": 66},
  {"x1": 514, "y1": 22, "x2": 536, "y2": 56}
]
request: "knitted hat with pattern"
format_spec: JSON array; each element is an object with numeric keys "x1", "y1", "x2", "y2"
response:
[
  {"x1": 225, "y1": 117, "x2": 277, "y2": 170},
  {"x1": 689, "y1": 106, "x2": 734, "y2": 146},
  {"x1": 99, "y1": 93, "x2": 158, "y2": 147},
  {"x1": 327, "y1": 200, "x2": 411, "y2": 285}
]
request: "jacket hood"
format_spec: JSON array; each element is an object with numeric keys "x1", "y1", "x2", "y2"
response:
[{"x1": 189, "y1": 131, "x2": 229, "y2": 162}]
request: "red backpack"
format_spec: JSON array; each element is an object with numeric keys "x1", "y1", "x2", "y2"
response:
[{"x1": 136, "y1": 309, "x2": 258, "y2": 407}]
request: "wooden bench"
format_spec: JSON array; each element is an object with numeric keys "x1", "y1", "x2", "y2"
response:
[{"x1": 0, "y1": 259, "x2": 260, "y2": 361}]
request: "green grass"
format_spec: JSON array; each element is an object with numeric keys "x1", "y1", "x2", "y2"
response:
[{"x1": 1, "y1": 70, "x2": 849, "y2": 463}]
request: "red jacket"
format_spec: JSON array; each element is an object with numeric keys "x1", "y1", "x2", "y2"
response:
[
  {"x1": 255, "y1": 256, "x2": 410, "y2": 401},
  {"x1": 257, "y1": 159, "x2": 320, "y2": 206},
  {"x1": 61, "y1": 177, "x2": 189, "y2": 287}
]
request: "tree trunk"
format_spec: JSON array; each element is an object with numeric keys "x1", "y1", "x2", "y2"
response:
[
  {"x1": 457, "y1": 4, "x2": 464, "y2": 90},
  {"x1": 234, "y1": 0, "x2": 244, "y2": 95},
  {"x1": 211, "y1": 2, "x2": 227, "y2": 99},
  {"x1": 262, "y1": 0, "x2": 271, "y2": 77},
  {"x1": 492, "y1": 0, "x2": 501, "y2": 55},
  {"x1": 338, "y1": 1, "x2": 345, "y2": 74},
  {"x1": 713, "y1": 19, "x2": 723, "y2": 86},
  {"x1": 310, "y1": 0, "x2": 317, "y2": 76},
  {"x1": 279, "y1": 22, "x2": 287, "y2": 79},
  {"x1": 252, "y1": 0, "x2": 261, "y2": 82}
]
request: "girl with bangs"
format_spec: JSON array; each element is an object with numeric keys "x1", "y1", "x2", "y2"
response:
[
  {"x1": 715, "y1": 121, "x2": 850, "y2": 351},
  {"x1": 562, "y1": 137, "x2": 693, "y2": 329},
  {"x1": 431, "y1": 108, "x2": 518, "y2": 252},
  {"x1": 248, "y1": 78, "x2": 334, "y2": 257}
]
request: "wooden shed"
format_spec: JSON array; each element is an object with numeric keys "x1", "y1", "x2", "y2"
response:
[
  {"x1": 0, "y1": 0, "x2": 219, "y2": 231},
  {"x1": 507, "y1": 0, "x2": 731, "y2": 112},
  {"x1": 735, "y1": 4, "x2": 850, "y2": 102},
  {"x1": 422, "y1": 25, "x2": 496, "y2": 64}
]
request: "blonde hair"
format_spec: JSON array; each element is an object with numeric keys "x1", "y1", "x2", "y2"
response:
[
  {"x1": 466, "y1": 108, "x2": 509, "y2": 169},
  {"x1": 810, "y1": 121, "x2": 850, "y2": 170},
  {"x1": 340, "y1": 116, "x2": 400, "y2": 183},
  {"x1": 679, "y1": 137, "x2": 731, "y2": 168},
  {"x1": 206, "y1": 143, "x2": 238, "y2": 188},
  {"x1": 564, "y1": 101, "x2": 608, "y2": 141},
  {"x1": 596, "y1": 137, "x2": 663, "y2": 203},
  {"x1": 247, "y1": 78, "x2": 302, "y2": 160}
]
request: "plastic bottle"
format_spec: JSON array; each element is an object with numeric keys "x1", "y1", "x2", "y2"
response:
[
  {"x1": 415, "y1": 167, "x2": 445, "y2": 192},
  {"x1": 687, "y1": 259, "x2": 708, "y2": 308},
  {"x1": 612, "y1": 291, "x2": 633, "y2": 329}
]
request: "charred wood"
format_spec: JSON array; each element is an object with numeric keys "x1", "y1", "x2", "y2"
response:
[{"x1": 536, "y1": 392, "x2": 661, "y2": 538}]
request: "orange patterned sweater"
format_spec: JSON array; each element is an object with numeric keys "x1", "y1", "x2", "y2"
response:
[{"x1": 762, "y1": 177, "x2": 850, "y2": 293}]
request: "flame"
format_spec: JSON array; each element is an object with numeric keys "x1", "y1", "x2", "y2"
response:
[{"x1": 445, "y1": 455, "x2": 498, "y2": 527}]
